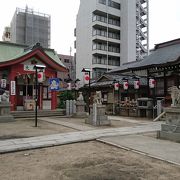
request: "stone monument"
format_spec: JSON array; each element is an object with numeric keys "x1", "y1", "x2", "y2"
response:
[
  {"x1": 75, "y1": 92, "x2": 87, "y2": 118},
  {"x1": 86, "y1": 91, "x2": 111, "y2": 126},
  {"x1": 0, "y1": 90, "x2": 14, "y2": 122},
  {"x1": 157, "y1": 86, "x2": 180, "y2": 142}
]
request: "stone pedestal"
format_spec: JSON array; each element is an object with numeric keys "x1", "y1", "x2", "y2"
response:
[
  {"x1": 0, "y1": 103, "x2": 14, "y2": 122},
  {"x1": 75, "y1": 100, "x2": 87, "y2": 118},
  {"x1": 86, "y1": 104, "x2": 111, "y2": 126},
  {"x1": 66, "y1": 100, "x2": 76, "y2": 116},
  {"x1": 157, "y1": 107, "x2": 180, "y2": 142}
]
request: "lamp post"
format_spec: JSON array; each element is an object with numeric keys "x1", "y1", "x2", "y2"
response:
[
  {"x1": 34, "y1": 64, "x2": 46, "y2": 127},
  {"x1": 113, "y1": 79, "x2": 120, "y2": 115},
  {"x1": 149, "y1": 77, "x2": 156, "y2": 118},
  {"x1": 75, "y1": 78, "x2": 80, "y2": 99},
  {"x1": 81, "y1": 68, "x2": 91, "y2": 114}
]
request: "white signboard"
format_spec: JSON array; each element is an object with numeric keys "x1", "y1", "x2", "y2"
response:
[
  {"x1": 11, "y1": 81, "x2": 16, "y2": 95},
  {"x1": 24, "y1": 65, "x2": 45, "y2": 72},
  {"x1": 24, "y1": 65, "x2": 35, "y2": 71},
  {"x1": 1, "y1": 79, "x2": 6, "y2": 88}
]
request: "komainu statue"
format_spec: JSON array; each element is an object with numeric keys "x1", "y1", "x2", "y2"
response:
[
  {"x1": 93, "y1": 91, "x2": 102, "y2": 104},
  {"x1": 0, "y1": 90, "x2": 9, "y2": 103},
  {"x1": 168, "y1": 86, "x2": 180, "y2": 107},
  {"x1": 77, "y1": 92, "x2": 84, "y2": 101}
]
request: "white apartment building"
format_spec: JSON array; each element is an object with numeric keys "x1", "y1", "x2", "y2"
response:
[{"x1": 75, "y1": 0, "x2": 149, "y2": 82}]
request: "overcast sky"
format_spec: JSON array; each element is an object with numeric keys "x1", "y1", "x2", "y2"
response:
[{"x1": 0, "y1": 0, "x2": 179, "y2": 55}]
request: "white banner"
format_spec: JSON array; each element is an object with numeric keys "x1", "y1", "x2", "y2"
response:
[
  {"x1": 11, "y1": 81, "x2": 16, "y2": 95},
  {"x1": 24, "y1": 65, "x2": 45, "y2": 72},
  {"x1": 1, "y1": 79, "x2": 6, "y2": 88}
]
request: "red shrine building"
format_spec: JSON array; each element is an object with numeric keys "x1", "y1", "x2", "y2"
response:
[{"x1": 0, "y1": 42, "x2": 67, "y2": 111}]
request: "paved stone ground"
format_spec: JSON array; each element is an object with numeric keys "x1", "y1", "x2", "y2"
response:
[
  {"x1": 0, "y1": 121, "x2": 161, "y2": 154},
  {"x1": 98, "y1": 134, "x2": 180, "y2": 166},
  {"x1": 0, "y1": 116, "x2": 180, "y2": 166},
  {"x1": 39, "y1": 117, "x2": 95, "y2": 131}
]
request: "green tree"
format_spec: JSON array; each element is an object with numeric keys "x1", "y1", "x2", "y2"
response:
[{"x1": 58, "y1": 91, "x2": 74, "y2": 109}]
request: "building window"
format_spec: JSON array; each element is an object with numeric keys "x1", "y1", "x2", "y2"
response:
[
  {"x1": 108, "y1": 18, "x2": 120, "y2": 27},
  {"x1": 108, "y1": 56, "x2": 120, "y2": 66},
  {"x1": 92, "y1": 55, "x2": 107, "y2": 65},
  {"x1": 92, "y1": 14, "x2": 107, "y2": 23},
  {"x1": 99, "y1": 0, "x2": 106, "y2": 5},
  {"x1": 92, "y1": 28, "x2": 107, "y2": 37},
  {"x1": 64, "y1": 59, "x2": 70, "y2": 63},
  {"x1": 92, "y1": 42, "x2": 107, "y2": 51},
  {"x1": 108, "y1": 0, "x2": 121, "y2": 10}
]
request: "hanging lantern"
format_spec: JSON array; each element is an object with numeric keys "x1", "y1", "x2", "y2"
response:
[
  {"x1": 114, "y1": 82, "x2": 119, "y2": 91},
  {"x1": 37, "y1": 72, "x2": 44, "y2": 83},
  {"x1": 123, "y1": 81, "x2": 129, "y2": 90},
  {"x1": 149, "y1": 78, "x2": 155, "y2": 88},
  {"x1": 134, "y1": 80, "x2": 140, "y2": 89},
  {"x1": 67, "y1": 83, "x2": 72, "y2": 90},
  {"x1": 84, "y1": 72, "x2": 90, "y2": 84}
]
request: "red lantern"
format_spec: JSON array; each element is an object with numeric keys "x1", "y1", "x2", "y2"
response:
[
  {"x1": 123, "y1": 81, "x2": 128, "y2": 90},
  {"x1": 149, "y1": 78, "x2": 155, "y2": 88},
  {"x1": 37, "y1": 72, "x2": 44, "y2": 83},
  {"x1": 114, "y1": 83, "x2": 119, "y2": 91},
  {"x1": 134, "y1": 80, "x2": 140, "y2": 89},
  {"x1": 84, "y1": 72, "x2": 90, "y2": 84}
]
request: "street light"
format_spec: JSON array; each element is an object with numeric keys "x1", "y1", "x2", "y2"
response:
[
  {"x1": 81, "y1": 68, "x2": 91, "y2": 114},
  {"x1": 75, "y1": 78, "x2": 80, "y2": 99},
  {"x1": 149, "y1": 76, "x2": 156, "y2": 118},
  {"x1": 113, "y1": 79, "x2": 120, "y2": 115},
  {"x1": 34, "y1": 64, "x2": 46, "y2": 127},
  {"x1": 113, "y1": 79, "x2": 120, "y2": 105}
]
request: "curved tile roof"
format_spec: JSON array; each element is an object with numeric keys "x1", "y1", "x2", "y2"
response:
[{"x1": 0, "y1": 41, "x2": 65, "y2": 68}]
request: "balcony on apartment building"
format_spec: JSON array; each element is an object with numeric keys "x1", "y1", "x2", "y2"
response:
[
  {"x1": 92, "y1": 26, "x2": 120, "y2": 44},
  {"x1": 92, "y1": 11, "x2": 121, "y2": 31},
  {"x1": 92, "y1": 41, "x2": 120, "y2": 57}
]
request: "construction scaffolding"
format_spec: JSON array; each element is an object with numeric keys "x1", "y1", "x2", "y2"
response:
[{"x1": 10, "y1": 6, "x2": 51, "y2": 48}]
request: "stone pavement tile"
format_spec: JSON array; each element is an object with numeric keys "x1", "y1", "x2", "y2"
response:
[
  {"x1": 29, "y1": 140, "x2": 57, "y2": 148},
  {"x1": 39, "y1": 117, "x2": 95, "y2": 131},
  {"x1": 0, "y1": 141, "x2": 15, "y2": 147},
  {"x1": 0, "y1": 143, "x2": 31, "y2": 153},
  {"x1": 0, "y1": 122, "x2": 162, "y2": 154},
  {"x1": 98, "y1": 134, "x2": 180, "y2": 165}
]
